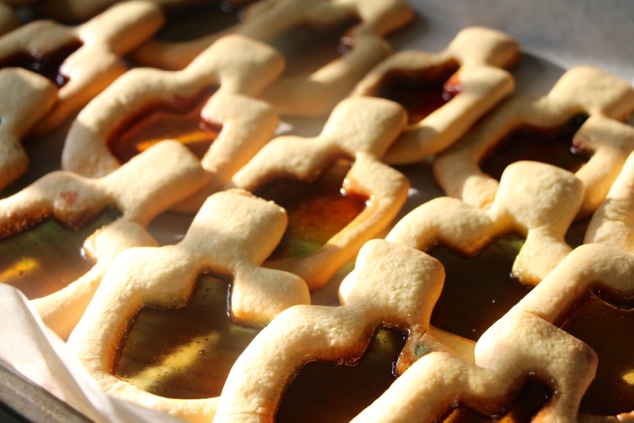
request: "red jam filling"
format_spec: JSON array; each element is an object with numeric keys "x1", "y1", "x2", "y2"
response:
[
  {"x1": 276, "y1": 328, "x2": 405, "y2": 423},
  {"x1": 115, "y1": 274, "x2": 261, "y2": 399},
  {"x1": 0, "y1": 208, "x2": 121, "y2": 300},
  {"x1": 429, "y1": 234, "x2": 531, "y2": 341},
  {"x1": 560, "y1": 293, "x2": 634, "y2": 416},
  {"x1": 108, "y1": 88, "x2": 221, "y2": 164},
  {"x1": 0, "y1": 40, "x2": 83, "y2": 87},
  {"x1": 443, "y1": 378, "x2": 552, "y2": 422},
  {"x1": 252, "y1": 159, "x2": 367, "y2": 260},
  {"x1": 373, "y1": 62, "x2": 462, "y2": 124},
  {"x1": 480, "y1": 114, "x2": 590, "y2": 180}
]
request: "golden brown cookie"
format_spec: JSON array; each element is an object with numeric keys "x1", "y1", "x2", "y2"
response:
[
  {"x1": 0, "y1": 1, "x2": 163, "y2": 134},
  {"x1": 62, "y1": 34, "x2": 283, "y2": 211},
  {"x1": 387, "y1": 161, "x2": 583, "y2": 285},
  {"x1": 131, "y1": 0, "x2": 414, "y2": 116},
  {"x1": 0, "y1": 68, "x2": 57, "y2": 190},
  {"x1": 67, "y1": 189, "x2": 310, "y2": 422},
  {"x1": 433, "y1": 66, "x2": 634, "y2": 218},
  {"x1": 352, "y1": 26, "x2": 519, "y2": 164},
  {"x1": 214, "y1": 239, "x2": 445, "y2": 422},
  {"x1": 230, "y1": 96, "x2": 409, "y2": 289},
  {"x1": 0, "y1": 141, "x2": 208, "y2": 337}
]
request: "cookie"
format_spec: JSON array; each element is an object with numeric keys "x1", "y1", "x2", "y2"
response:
[
  {"x1": 0, "y1": 68, "x2": 57, "y2": 190},
  {"x1": 352, "y1": 26, "x2": 519, "y2": 164},
  {"x1": 0, "y1": 1, "x2": 163, "y2": 135},
  {"x1": 230, "y1": 96, "x2": 409, "y2": 289},
  {"x1": 214, "y1": 239, "x2": 446, "y2": 422},
  {"x1": 0, "y1": 141, "x2": 208, "y2": 336},
  {"x1": 67, "y1": 189, "x2": 310, "y2": 422},
  {"x1": 62, "y1": 34, "x2": 283, "y2": 210},
  {"x1": 387, "y1": 161, "x2": 583, "y2": 285},
  {"x1": 131, "y1": 0, "x2": 414, "y2": 116},
  {"x1": 433, "y1": 66, "x2": 634, "y2": 218}
]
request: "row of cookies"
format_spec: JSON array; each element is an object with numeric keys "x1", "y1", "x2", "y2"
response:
[{"x1": 0, "y1": 0, "x2": 633, "y2": 422}]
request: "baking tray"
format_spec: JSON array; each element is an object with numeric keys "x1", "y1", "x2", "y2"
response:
[{"x1": 0, "y1": 0, "x2": 633, "y2": 422}]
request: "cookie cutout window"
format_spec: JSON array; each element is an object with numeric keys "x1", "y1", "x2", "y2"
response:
[
  {"x1": 115, "y1": 273, "x2": 260, "y2": 400},
  {"x1": 277, "y1": 328, "x2": 405, "y2": 423},
  {"x1": 253, "y1": 157, "x2": 367, "y2": 260},
  {"x1": 353, "y1": 26, "x2": 518, "y2": 164},
  {"x1": 0, "y1": 40, "x2": 83, "y2": 87},
  {"x1": 0, "y1": 207, "x2": 120, "y2": 300},
  {"x1": 232, "y1": 96, "x2": 408, "y2": 289},
  {"x1": 428, "y1": 233, "x2": 531, "y2": 341},
  {"x1": 434, "y1": 67, "x2": 634, "y2": 218},
  {"x1": 108, "y1": 87, "x2": 222, "y2": 163},
  {"x1": 480, "y1": 113, "x2": 590, "y2": 180}
]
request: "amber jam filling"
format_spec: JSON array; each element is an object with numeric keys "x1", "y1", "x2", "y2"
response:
[
  {"x1": 429, "y1": 233, "x2": 530, "y2": 341},
  {"x1": 0, "y1": 40, "x2": 83, "y2": 87},
  {"x1": 276, "y1": 328, "x2": 406, "y2": 423},
  {"x1": 252, "y1": 159, "x2": 367, "y2": 260},
  {"x1": 480, "y1": 114, "x2": 590, "y2": 180},
  {"x1": 115, "y1": 274, "x2": 261, "y2": 399},
  {"x1": 564, "y1": 217, "x2": 591, "y2": 249},
  {"x1": 0, "y1": 208, "x2": 121, "y2": 300},
  {"x1": 373, "y1": 61, "x2": 462, "y2": 124},
  {"x1": 108, "y1": 88, "x2": 222, "y2": 164},
  {"x1": 560, "y1": 292, "x2": 634, "y2": 416},
  {"x1": 268, "y1": 14, "x2": 361, "y2": 78},
  {"x1": 442, "y1": 378, "x2": 553, "y2": 422},
  {"x1": 156, "y1": 1, "x2": 251, "y2": 42}
]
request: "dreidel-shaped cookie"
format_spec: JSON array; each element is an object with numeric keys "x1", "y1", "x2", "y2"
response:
[
  {"x1": 353, "y1": 309, "x2": 597, "y2": 423},
  {"x1": 433, "y1": 66, "x2": 634, "y2": 218},
  {"x1": 0, "y1": 141, "x2": 208, "y2": 335},
  {"x1": 353, "y1": 26, "x2": 519, "y2": 164},
  {"x1": 63, "y1": 35, "x2": 283, "y2": 210},
  {"x1": 0, "y1": 68, "x2": 56, "y2": 190},
  {"x1": 67, "y1": 189, "x2": 310, "y2": 422},
  {"x1": 131, "y1": 0, "x2": 414, "y2": 116},
  {"x1": 231, "y1": 96, "x2": 410, "y2": 290},
  {"x1": 0, "y1": 1, "x2": 163, "y2": 135},
  {"x1": 386, "y1": 161, "x2": 583, "y2": 358},
  {"x1": 214, "y1": 239, "x2": 445, "y2": 423},
  {"x1": 476, "y1": 243, "x2": 634, "y2": 421}
]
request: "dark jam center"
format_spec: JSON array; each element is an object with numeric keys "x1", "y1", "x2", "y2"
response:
[
  {"x1": 115, "y1": 274, "x2": 260, "y2": 399},
  {"x1": 253, "y1": 159, "x2": 367, "y2": 260},
  {"x1": 108, "y1": 88, "x2": 221, "y2": 164},
  {"x1": 156, "y1": 1, "x2": 251, "y2": 41},
  {"x1": 276, "y1": 328, "x2": 405, "y2": 423},
  {"x1": 0, "y1": 208, "x2": 121, "y2": 300},
  {"x1": 0, "y1": 40, "x2": 82, "y2": 87},
  {"x1": 268, "y1": 15, "x2": 360, "y2": 78},
  {"x1": 480, "y1": 114, "x2": 590, "y2": 180},
  {"x1": 443, "y1": 378, "x2": 552, "y2": 423},
  {"x1": 560, "y1": 295, "x2": 634, "y2": 416},
  {"x1": 374, "y1": 62, "x2": 462, "y2": 124},
  {"x1": 429, "y1": 234, "x2": 530, "y2": 341}
]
